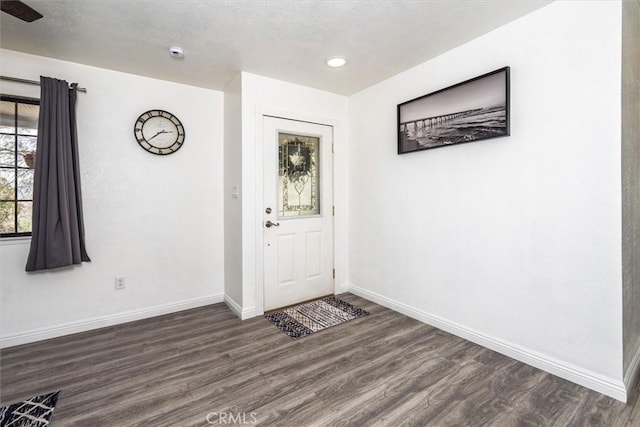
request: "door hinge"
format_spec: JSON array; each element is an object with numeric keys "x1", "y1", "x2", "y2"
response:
[
  {"x1": 332, "y1": 143, "x2": 334, "y2": 154},
  {"x1": 332, "y1": 205, "x2": 335, "y2": 216},
  {"x1": 333, "y1": 268, "x2": 335, "y2": 279}
]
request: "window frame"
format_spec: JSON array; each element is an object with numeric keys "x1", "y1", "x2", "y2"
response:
[{"x1": 0, "y1": 94, "x2": 40, "y2": 238}]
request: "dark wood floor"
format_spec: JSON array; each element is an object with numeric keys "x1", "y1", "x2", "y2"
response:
[{"x1": 1, "y1": 294, "x2": 639, "y2": 426}]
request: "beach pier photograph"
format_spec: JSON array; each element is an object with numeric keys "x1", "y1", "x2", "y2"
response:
[{"x1": 398, "y1": 66, "x2": 510, "y2": 154}]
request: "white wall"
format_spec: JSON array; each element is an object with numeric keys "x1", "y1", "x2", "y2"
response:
[
  {"x1": 348, "y1": 1, "x2": 625, "y2": 399},
  {"x1": 223, "y1": 75, "x2": 243, "y2": 308},
  {"x1": 239, "y1": 72, "x2": 349, "y2": 315},
  {"x1": 622, "y1": 0, "x2": 640, "y2": 387},
  {"x1": 0, "y1": 50, "x2": 225, "y2": 346}
]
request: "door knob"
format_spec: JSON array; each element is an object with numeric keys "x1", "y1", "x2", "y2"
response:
[{"x1": 265, "y1": 220, "x2": 280, "y2": 228}]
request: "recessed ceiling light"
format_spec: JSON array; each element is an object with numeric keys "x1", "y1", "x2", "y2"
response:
[
  {"x1": 169, "y1": 46, "x2": 184, "y2": 58},
  {"x1": 326, "y1": 57, "x2": 347, "y2": 68}
]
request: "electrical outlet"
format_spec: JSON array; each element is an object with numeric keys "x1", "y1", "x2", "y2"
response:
[{"x1": 114, "y1": 276, "x2": 125, "y2": 290}]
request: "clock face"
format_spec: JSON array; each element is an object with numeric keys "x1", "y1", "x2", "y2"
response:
[{"x1": 134, "y1": 110, "x2": 185, "y2": 155}]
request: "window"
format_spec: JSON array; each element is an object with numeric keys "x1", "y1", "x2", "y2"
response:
[
  {"x1": 0, "y1": 95, "x2": 39, "y2": 237},
  {"x1": 278, "y1": 133, "x2": 320, "y2": 217}
]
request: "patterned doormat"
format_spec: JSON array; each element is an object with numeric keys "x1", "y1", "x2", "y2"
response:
[
  {"x1": 265, "y1": 296, "x2": 368, "y2": 339},
  {"x1": 0, "y1": 391, "x2": 60, "y2": 427}
]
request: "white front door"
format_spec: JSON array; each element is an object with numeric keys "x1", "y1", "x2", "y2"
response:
[{"x1": 263, "y1": 116, "x2": 334, "y2": 311}]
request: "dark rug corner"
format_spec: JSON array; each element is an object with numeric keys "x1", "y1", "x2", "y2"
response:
[{"x1": 0, "y1": 391, "x2": 60, "y2": 427}]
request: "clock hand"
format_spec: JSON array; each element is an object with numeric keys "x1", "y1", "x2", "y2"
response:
[
  {"x1": 147, "y1": 130, "x2": 164, "y2": 141},
  {"x1": 147, "y1": 129, "x2": 173, "y2": 141}
]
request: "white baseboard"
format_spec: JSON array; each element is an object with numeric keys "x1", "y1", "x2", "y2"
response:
[
  {"x1": 335, "y1": 282, "x2": 349, "y2": 294},
  {"x1": 347, "y1": 283, "x2": 627, "y2": 402},
  {"x1": 0, "y1": 293, "x2": 224, "y2": 349},
  {"x1": 624, "y1": 343, "x2": 640, "y2": 398},
  {"x1": 224, "y1": 294, "x2": 256, "y2": 320}
]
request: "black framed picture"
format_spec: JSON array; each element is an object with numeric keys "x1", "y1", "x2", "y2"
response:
[{"x1": 397, "y1": 66, "x2": 510, "y2": 154}]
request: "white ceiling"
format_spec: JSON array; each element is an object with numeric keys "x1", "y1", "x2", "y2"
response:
[{"x1": 0, "y1": 0, "x2": 552, "y2": 95}]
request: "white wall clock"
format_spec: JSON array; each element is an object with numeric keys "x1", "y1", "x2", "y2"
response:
[{"x1": 134, "y1": 109, "x2": 185, "y2": 155}]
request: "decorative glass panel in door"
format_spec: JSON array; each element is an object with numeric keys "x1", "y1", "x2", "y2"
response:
[{"x1": 278, "y1": 133, "x2": 320, "y2": 217}]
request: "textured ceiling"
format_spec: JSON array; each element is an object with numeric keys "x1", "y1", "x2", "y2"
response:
[{"x1": 0, "y1": 0, "x2": 552, "y2": 95}]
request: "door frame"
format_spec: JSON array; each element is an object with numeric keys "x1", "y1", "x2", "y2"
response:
[{"x1": 254, "y1": 108, "x2": 345, "y2": 316}]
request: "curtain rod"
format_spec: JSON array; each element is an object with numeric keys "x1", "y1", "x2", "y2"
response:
[{"x1": 0, "y1": 75, "x2": 87, "y2": 93}]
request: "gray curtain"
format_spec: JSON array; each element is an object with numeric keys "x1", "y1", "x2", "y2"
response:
[{"x1": 26, "y1": 76, "x2": 91, "y2": 271}]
